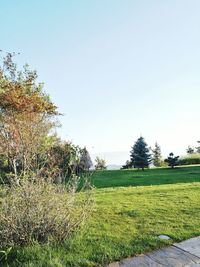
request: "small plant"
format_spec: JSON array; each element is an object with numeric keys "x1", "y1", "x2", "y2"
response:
[
  {"x1": 0, "y1": 247, "x2": 12, "y2": 262},
  {"x1": 0, "y1": 177, "x2": 93, "y2": 247},
  {"x1": 164, "y1": 153, "x2": 179, "y2": 168},
  {"x1": 121, "y1": 160, "x2": 132, "y2": 169}
]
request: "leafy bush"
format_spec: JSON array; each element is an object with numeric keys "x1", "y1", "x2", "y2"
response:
[
  {"x1": 178, "y1": 153, "x2": 200, "y2": 166},
  {"x1": 95, "y1": 157, "x2": 107, "y2": 170},
  {"x1": 0, "y1": 177, "x2": 93, "y2": 247},
  {"x1": 159, "y1": 160, "x2": 168, "y2": 167},
  {"x1": 164, "y1": 153, "x2": 179, "y2": 168}
]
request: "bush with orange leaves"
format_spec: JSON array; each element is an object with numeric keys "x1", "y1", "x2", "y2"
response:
[{"x1": 0, "y1": 52, "x2": 58, "y2": 183}]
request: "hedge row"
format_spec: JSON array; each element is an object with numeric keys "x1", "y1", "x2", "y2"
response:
[{"x1": 178, "y1": 153, "x2": 200, "y2": 165}]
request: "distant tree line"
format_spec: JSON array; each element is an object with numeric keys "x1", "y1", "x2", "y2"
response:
[{"x1": 122, "y1": 136, "x2": 180, "y2": 170}]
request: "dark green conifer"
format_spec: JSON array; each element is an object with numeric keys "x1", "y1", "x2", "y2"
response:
[
  {"x1": 130, "y1": 137, "x2": 152, "y2": 170},
  {"x1": 164, "y1": 152, "x2": 179, "y2": 168}
]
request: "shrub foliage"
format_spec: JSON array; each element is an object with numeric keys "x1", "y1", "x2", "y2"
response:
[
  {"x1": 0, "y1": 177, "x2": 93, "y2": 247},
  {"x1": 178, "y1": 153, "x2": 200, "y2": 166}
]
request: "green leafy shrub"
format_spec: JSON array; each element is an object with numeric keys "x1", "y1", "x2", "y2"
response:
[
  {"x1": 178, "y1": 153, "x2": 200, "y2": 166},
  {"x1": 0, "y1": 177, "x2": 93, "y2": 247}
]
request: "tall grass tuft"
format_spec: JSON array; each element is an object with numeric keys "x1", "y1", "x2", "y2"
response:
[{"x1": 0, "y1": 176, "x2": 93, "y2": 248}]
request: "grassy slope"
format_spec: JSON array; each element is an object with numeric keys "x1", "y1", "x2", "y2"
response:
[
  {"x1": 90, "y1": 165, "x2": 200, "y2": 188},
  {"x1": 2, "y1": 166, "x2": 200, "y2": 266}
]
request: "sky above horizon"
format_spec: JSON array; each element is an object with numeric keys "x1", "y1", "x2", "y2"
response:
[{"x1": 1, "y1": 0, "x2": 200, "y2": 164}]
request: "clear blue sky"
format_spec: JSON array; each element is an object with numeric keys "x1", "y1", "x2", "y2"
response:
[{"x1": 1, "y1": 0, "x2": 200, "y2": 164}]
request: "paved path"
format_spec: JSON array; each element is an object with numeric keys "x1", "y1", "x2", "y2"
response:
[{"x1": 107, "y1": 237, "x2": 200, "y2": 267}]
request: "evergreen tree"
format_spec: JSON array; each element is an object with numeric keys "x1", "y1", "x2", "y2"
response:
[
  {"x1": 79, "y1": 147, "x2": 93, "y2": 171},
  {"x1": 186, "y1": 145, "x2": 195, "y2": 154},
  {"x1": 196, "y1": 141, "x2": 200, "y2": 153},
  {"x1": 151, "y1": 142, "x2": 162, "y2": 167},
  {"x1": 164, "y1": 152, "x2": 179, "y2": 168},
  {"x1": 130, "y1": 137, "x2": 152, "y2": 170}
]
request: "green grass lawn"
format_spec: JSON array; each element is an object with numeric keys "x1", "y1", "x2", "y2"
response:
[
  {"x1": 1, "y1": 166, "x2": 200, "y2": 266},
  {"x1": 90, "y1": 165, "x2": 200, "y2": 188}
]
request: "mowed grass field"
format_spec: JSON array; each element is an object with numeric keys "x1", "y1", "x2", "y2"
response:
[
  {"x1": 2, "y1": 165, "x2": 200, "y2": 267},
  {"x1": 90, "y1": 165, "x2": 200, "y2": 188}
]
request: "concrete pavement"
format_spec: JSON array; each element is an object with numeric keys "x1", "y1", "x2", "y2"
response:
[{"x1": 107, "y1": 236, "x2": 200, "y2": 267}]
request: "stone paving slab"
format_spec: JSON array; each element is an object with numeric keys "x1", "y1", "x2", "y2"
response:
[
  {"x1": 107, "y1": 237, "x2": 200, "y2": 267},
  {"x1": 145, "y1": 246, "x2": 200, "y2": 266},
  {"x1": 110, "y1": 254, "x2": 163, "y2": 266},
  {"x1": 174, "y1": 237, "x2": 200, "y2": 258},
  {"x1": 185, "y1": 264, "x2": 200, "y2": 267}
]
